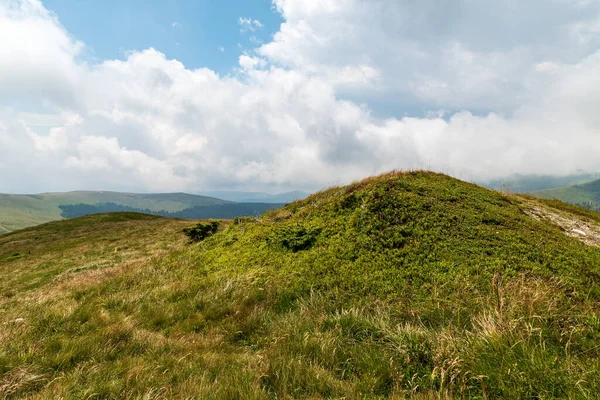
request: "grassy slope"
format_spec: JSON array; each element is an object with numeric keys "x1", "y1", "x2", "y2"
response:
[
  {"x1": 0, "y1": 191, "x2": 228, "y2": 233},
  {"x1": 533, "y1": 179, "x2": 600, "y2": 206},
  {"x1": 2, "y1": 172, "x2": 600, "y2": 398},
  {"x1": 480, "y1": 172, "x2": 600, "y2": 193}
]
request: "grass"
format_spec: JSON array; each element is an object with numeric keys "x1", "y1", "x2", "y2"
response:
[{"x1": 1, "y1": 171, "x2": 600, "y2": 398}]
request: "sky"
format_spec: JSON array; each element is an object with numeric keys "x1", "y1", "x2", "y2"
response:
[{"x1": 1, "y1": 0, "x2": 600, "y2": 193}]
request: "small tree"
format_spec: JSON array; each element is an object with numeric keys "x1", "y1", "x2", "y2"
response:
[{"x1": 183, "y1": 220, "x2": 220, "y2": 242}]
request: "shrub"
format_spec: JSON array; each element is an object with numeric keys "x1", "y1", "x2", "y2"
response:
[
  {"x1": 268, "y1": 224, "x2": 320, "y2": 252},
  {"x1": 183, "y1": 220, "x2": 220, "y2": 242}
]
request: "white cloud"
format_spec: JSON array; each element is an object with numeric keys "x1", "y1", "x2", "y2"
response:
[
  {"x1": 0, "y1": 0, "x2": 83, "y2": 108},
  {"x1": 262, "y1": 0, "x2": 600, "y2": 110},
  {"x1": 171, "y1": 22, "x2": 181, "y2": 28},
  {"x1": 239, "y1": 17, "x2": 263, "y2": 33},
  {"x1": 1, "y1": 0, "x2": 600, "y2": 194},
  {"x1": 218, "y1": 46, "x2": 225, "y2": 53},
  {"x1": 535, "y1": 61, "x2": 561, "y2": 74}
]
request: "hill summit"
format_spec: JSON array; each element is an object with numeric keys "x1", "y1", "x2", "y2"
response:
[{"x1": 1, "y1": 171, "x2": 600, "y2": 398}]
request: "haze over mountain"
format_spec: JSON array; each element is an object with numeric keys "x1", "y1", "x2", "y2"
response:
[
  {"x1": 479, "y1": 172, "x2": 600, "y2": 194},
  {"x1": 197, "y1": 190, "x2": 309, "y2": 204}
]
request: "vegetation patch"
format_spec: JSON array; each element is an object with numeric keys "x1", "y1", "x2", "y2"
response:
[
  {"x1": 267, "y1": 224, "x2": 320, "y2": 252},
  {"x1": 182, "y1": 220, "x2": 221, "y2": 242},
  {"x1": 1, "y1": 252, "x2": 24, "y2": 263}
]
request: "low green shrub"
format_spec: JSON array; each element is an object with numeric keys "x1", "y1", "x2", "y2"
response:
[
  {"x1": 268, "y1": 224, "x2": 320, "y2": 252},
  {"x1": 183, "y1": 220, "x2": 220, "y2": 242}
]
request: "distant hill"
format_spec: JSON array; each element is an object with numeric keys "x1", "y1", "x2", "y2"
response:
[
  {"x1": 0, "y1": 191, "x2": 283, "y2": 233},
  {"x1": 479, "y1": 172, "x2": 600, "y2": 193},
  {"x1": 532, "y1": 178, "x2": 600, "y2": 212},
  {"x1": 197, "y1": 190, "x2": 309, "y2": 203},
  {"x1": 2, "y1": 172, "x2": 600, "y2": 398}
]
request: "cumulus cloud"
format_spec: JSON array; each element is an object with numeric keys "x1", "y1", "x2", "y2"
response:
[
  {"x1": 1, "y1": 0, "x2": 600, "y2": 193},
  {"x1": 263, "y1": 0, "x2": 600, "y2": 109}
]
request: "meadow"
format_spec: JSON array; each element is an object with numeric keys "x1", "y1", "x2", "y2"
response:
[{"x1": 1, "y1": 171, "x2": 600, "y2": 398}]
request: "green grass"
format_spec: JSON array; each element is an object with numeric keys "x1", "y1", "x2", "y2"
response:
[
  {"x1": 0, "y1": 191, "x2": 229, "y2": 233},
  {"x1": 2, "y1": 172, "x2": 600, "y2": 398}
]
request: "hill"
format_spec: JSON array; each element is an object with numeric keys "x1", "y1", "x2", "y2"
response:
[
  {"x1": 2, "y1": 171, "x2": 600, "y2": 398},
  {"x1": 198, "y1": 190, "x2": 309, "y2": 203},
  {"x1": 532, "y1": 178, "x2": 600, "y2": 212},
  {"x1": 0, "y1": 191, "x2": 281, "y2": 233},
  {"x1": 479, "y1": 172, "x2": 600, "y2": 193}
]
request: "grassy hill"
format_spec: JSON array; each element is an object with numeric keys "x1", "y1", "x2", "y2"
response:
[
  {"x1": 2, "y1": 171, "x2": 600, "y2": 398},
  {"x1": 532, "y1": 178, "x2": 600, "y2": 211},
  {"x1": 0, "y1": 191, "x2": 282, "y2": 234}
]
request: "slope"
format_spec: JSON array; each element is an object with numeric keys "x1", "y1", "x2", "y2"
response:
[
  {"x1": 532, "y1": 178, "x2": 600, "y2": 211},
  {"x1": 2, "y1": 171, "x2": 600, "y2": 399},
  {"x1": 479, "y1": 172, "x2": 600, "y2": 193}
]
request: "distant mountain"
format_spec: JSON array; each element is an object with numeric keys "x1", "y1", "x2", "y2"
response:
[
  {"x1": 479, "y1": 173, "x2": 600, "y2": 193},
  {"x1": 58, "y1": 202, "x2": 284, "y2": 220},
  {"x1": 532, "y1": 179, "x2": 600, "y2": 212},
  {"x1": 0, "y1": 191, "x2": 283, "y2": 233},
  {"x1": 197, "y1": 190, "x2": 309, "y2": 203}
]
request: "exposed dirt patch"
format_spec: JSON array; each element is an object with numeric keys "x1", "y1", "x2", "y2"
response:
[{"x1": 523, "y1": 204, "x2": 600, "y2": 247}]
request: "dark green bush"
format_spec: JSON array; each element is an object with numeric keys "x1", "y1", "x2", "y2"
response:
[
  {"x1": 183, "y1": 220, "x2": 220, "y2": 242},
  {"x1": 268, "y1": 224, "x2": 320, "y2": 252}
]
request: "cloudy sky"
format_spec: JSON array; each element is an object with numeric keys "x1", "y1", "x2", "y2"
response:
[{"x1": 2, "y1": 0, "x2": 600, "y2": 193}]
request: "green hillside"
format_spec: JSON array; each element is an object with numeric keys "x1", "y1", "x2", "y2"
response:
[
  {"x1": 533, "y1": 179, "x2": 600, "y2": 211},
  {"x1": 2, "y1": 172, "x2": 600, "y2": 398},
  {"x1": 0, "y1": 191, "x2": 229, "y2": 233},
  {"x1": 480, "y1": 172, "x2": 600, "y2": 193}
]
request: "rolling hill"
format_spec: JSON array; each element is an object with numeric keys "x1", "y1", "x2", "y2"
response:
[
  {"x1": 532, "y1": 178, "x2": 600, "y2": 212},
  {"x1": 2, "y1": 171, "x2": 600, "y2": 398},
  {"x1": 0, "y1": 191, "x2": 282, "y2": 233},
  {"x1": 479, "y1": 172, "x2": 600, "y2": 193}
]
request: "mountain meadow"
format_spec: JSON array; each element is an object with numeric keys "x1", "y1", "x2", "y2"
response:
[{"x1": 1, "y1": 171, "x2": 600, "y2": 398}]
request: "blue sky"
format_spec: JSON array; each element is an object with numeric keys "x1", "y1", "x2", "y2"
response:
[{"x1": 44, "y1": 0, "x2": 283, "y2": 75}]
